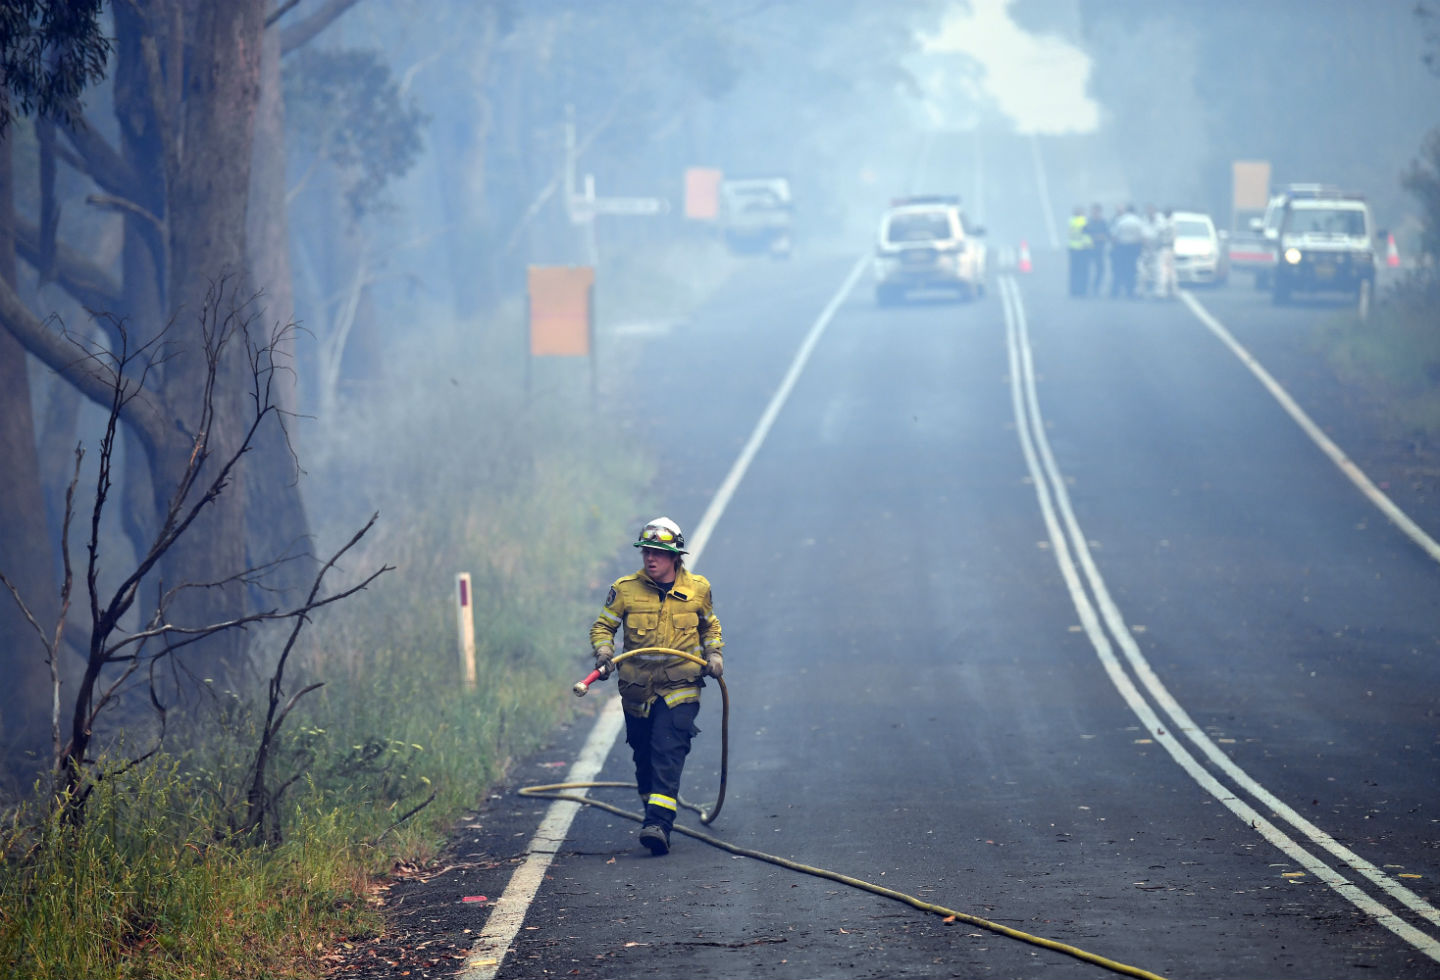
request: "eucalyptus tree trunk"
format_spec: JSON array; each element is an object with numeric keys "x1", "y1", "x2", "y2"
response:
[
  {"x1": 0, "y1": 132, "x2": 59, "y2": 784},
  {"x1": 155, "y1": 0, "x2": 268, "y2": 694}
]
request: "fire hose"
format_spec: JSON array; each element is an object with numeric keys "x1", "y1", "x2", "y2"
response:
[
  {"x1": 566, "y1": 646, "x2": 728, "y2": 824},
  {"x1": 519, "y1": 647, "x2": 1168, "y2": 980}
]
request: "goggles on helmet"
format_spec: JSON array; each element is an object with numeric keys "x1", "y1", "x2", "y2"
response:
[
  {"x1": 634, "y1": 519, "x2": 686, "y2": 554},
  {"x1": 639, "y1": 524, "x2": 677, "y2": 544}
]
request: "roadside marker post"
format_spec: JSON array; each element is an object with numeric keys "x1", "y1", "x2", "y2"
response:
[{"x1": 456, "y1": 572, "x2": 477, "y2": 691}]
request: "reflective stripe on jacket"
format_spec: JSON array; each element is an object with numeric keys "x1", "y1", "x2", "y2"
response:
[
  {"x1": 590, "y1": 566, "x2": 723, "y2": 717},
  {"x1": 1068, "y1": 214, "x2": 1092, "y2": 250}
]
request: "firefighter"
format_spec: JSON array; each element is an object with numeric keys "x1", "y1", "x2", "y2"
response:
[{"x1": 590, "y1": 517, "x2": 724, "y2": 855}]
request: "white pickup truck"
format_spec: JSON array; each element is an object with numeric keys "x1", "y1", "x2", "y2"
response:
[
  {"x1": 1227, "y1": 183, "x2": 1343, "y2": 290},
  {"x1": 719, "y1": 177, "x2": 792, "y2": 258}
]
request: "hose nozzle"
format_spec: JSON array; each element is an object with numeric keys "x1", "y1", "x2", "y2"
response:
[{"x1": 573, "y1": 667, "x2": 604, "y2": 697}]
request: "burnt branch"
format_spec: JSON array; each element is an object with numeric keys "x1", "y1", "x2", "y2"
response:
[
  {"x1": 23, "y1": 280, "x2": 388, "y2": 827},
  {"x1": 237, "y1": 510, "x2": 392, "y2": 844},
  {"x1": 0, "y1": 277, "x2": 167, "y2": 446}
]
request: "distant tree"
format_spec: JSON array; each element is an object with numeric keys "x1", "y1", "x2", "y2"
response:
[
  {"x1": 1401, "y1": 129, "x2": 1440, "y2": 262},
  {"x1": 284, "y1": 46, "x2": 428, "y2": 219},
  {"x1": 1420, "y1": 1, "x2": 1440, "y2": 77},
  {"x1": 1406, "y1": 3, "x2": 1440, "y2": 264}
]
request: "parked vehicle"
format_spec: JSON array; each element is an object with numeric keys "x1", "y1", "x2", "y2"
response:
[
  {"x1": 719, "y1": 176, "x2": 792, "y2": 257},
  {"x1": 1172, "y1": 211, "x2": 1229, "y2": 286},
  {"x1": 873, "y1": 195, "x2": 987, "y2": 305},
  {"x1": 1228, "y1": 183, "x2": 1342, "y2": 289},
  {"x1": 1272, "y1": 192, "x2": 1376, "y2": 307}
]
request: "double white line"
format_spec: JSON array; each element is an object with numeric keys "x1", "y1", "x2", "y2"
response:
[{"x1": 997, "y1": 274, "x2": 1440, "y2": 963}]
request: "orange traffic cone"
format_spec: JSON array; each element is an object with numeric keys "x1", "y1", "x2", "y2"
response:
[
  {"x1": 1018, "y1": 239, "x2": 1032, "y2": 274},
  {"x1": 1386, "y1": 232, "x2": 1400, "y2": 268}
]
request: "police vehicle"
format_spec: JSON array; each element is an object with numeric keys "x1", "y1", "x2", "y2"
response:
[{"x1": 1271, "y1": 191, "x2": 1376, "y2": 306}]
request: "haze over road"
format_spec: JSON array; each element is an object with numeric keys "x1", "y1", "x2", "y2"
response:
[{"x1": 418, "y1": 113, "x2": 1440, "y2": 980}]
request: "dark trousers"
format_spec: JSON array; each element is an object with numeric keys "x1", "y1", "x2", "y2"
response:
[
  {"x1": 1068, "y1": 249, "x2": 1090, "y2": 296},
  {"x1": 1090, "y1": 245, "x2": 1106, "y2": 293},
  {"x1": 1110, "y1": 243, "x2": 1141, "y2": 297},
  {"x1": 624, "y1": 699, "x2": 700, "y2": 831}
]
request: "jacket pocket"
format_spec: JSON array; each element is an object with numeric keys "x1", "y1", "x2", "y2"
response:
[{"x1": 626, "y1": 611, "x2": 660, "y2": 645}]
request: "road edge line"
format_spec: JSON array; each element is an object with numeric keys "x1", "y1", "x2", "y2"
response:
[{"x1": 461, "y1": 253, "x2": 868, "y2": 978}]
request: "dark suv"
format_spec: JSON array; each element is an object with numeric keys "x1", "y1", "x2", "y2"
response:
[{"x1": 1272, "y1": 193, "x2": 1376, "y2": 306}]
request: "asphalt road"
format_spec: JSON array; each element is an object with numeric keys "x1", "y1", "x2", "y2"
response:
[{"x1": 337, "y1": 245, "x2": 1440, "y2": 980}]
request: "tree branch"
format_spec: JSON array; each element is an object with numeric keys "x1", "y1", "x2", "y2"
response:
[
  {"x1": 278, "y1": 0, "x2": 363, "y2": 54},
  {"x1": 85, "y1": 193, "x2": 164, "y2": 235},
  {"x1": 57, "y1": 116, "x2": 144, "y2": 204},
  {"x1": 14, "y1": 218, "x2": 123, "y2": 312},
  {"x1": 0, "y1": 276, "x2": 168, "y2": 449}
]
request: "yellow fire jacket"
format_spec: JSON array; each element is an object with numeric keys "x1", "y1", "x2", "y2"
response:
[{"x1": 590, "y1": 566, "x2": 723, "y2": 717}]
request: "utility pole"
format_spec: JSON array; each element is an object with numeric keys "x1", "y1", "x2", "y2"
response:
[{"x1": 564, "y1": 104, "x2": 599, "y2": 266}]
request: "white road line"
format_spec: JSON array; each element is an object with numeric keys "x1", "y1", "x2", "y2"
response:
[
  {"x1": 460, "y1": 254, "x2": 868, "y2": 979},
  {"x1": 998, "y1": 274, "x2": 1440, "y2": 962},
  {"x1": 687, "y1": 254, "x2": 870, "y2": 563},
  {"x1": 460, "y1": 696, "x2": 623, "y2": 978},
  {"x1": 1179, "y1": 289, "x2": 1440, "y2": 564}
]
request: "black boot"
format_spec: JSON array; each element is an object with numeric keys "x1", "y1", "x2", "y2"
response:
[{"x1": 638, "y1": 823, "x2": 670, "y2": 855}]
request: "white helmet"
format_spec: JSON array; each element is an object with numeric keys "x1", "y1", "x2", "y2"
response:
[{"x1": 633, "y1": 517, "x2": 686, "y2": 554}]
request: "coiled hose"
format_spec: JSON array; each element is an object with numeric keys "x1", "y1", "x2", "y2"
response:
[{"x1": 522, "y1": 647, "x2": 1167, "y2": 980}]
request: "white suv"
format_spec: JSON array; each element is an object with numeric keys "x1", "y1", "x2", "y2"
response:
[
  {"x1": 873, "y1": 196, "x2": 987, "y2": 305},
  {"x1": 1272, "y1": 194, "x2": 1376, "y2": 306}
]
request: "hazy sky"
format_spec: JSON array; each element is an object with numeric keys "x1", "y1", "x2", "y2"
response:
[{"x1": 919, "y1": 0, "x2": 1100, "y2": 134}]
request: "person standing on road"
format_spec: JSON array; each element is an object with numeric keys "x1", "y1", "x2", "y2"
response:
[
  {"x1": 1067, "y1": 206, "x2": 1092, "y2": 297},
  {"x1": 1138, "y1": 203, "x2": 1159, "y2": 296},
  {"x1": 1153, "y1": 207, "x2": 1178, "y2": 299},
  {"x1": 1109, "y1": 204, "x2": 1145, "y2": 298},
  {"x1": 590, "y1": 517, "x2": 724, "y2": 856},
  {"x1": 1085, "y1": 203, "x2": 1110, "y2": 296}
]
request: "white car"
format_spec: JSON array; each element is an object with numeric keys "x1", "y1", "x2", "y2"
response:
[
  {"x1": 873, "y1": 195, "x2": 987, "y2": 305},
  {"x1": 1171, "y1": 211, "x2": 1228, "y2": 286}
]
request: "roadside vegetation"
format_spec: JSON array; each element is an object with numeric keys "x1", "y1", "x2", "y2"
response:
[
  {"x1": 1315, "y1": 273, "x2": 1440, "y2": 443},
  {"x1": 0, "y1": 238, "x2": 745, "y2": 978},
  {"x1": 1315, "y1": 125, "x2": 1440, "y2": 447}
]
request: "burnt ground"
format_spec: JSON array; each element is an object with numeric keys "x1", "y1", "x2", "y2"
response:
[{"x1": 319, "y1": 300, "x2": 1440, "y2": 980}]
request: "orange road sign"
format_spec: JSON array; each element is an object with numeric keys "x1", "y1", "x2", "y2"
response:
[
  {"x1": 1232, "y1": 160, "x2": 1271, "y2": 212},
  {"x1": 684, "y1": 167, "x2": 723, "y2": 220},
  {"x1": 527, "y1": 266, "x2": 594, "y2": 357}
]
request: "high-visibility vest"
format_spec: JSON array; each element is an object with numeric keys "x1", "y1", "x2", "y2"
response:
[{"x1": 1068, "y1": 215, "x2": 1091, "y2": 250}]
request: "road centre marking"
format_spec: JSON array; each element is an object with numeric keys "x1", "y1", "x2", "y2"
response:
[
  {"x1": 460, "y1": 254, "x2": 869, "y2": 980},
  {"x1": 998, "y1": 275, "x2": 1440, "y2": 962}
]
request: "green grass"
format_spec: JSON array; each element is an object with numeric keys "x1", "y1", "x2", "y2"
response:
[
  {"x1": 0, "y1": 246, "x2": 711, "y2": 977},
  {"x1": 1313, "y1": 275, "x2": 1440, "y2": 441}
]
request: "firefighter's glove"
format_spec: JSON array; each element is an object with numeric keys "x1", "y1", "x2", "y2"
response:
[
  {"x1": 594, "y1": 645, "x2": 615, "y2": 678},
  {"x1": 703, "y1": 652, "x2": 724, "y2": 680}
]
